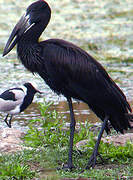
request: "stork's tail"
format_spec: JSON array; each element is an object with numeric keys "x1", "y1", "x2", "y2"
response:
[
  {"x1": 104, "y1": 113, "x2": 133, "y2": 134},
  {"x1": 125, "y1": 113, "x2": 133, "y2": 122},
  {"x1": 109, "y1": 112, "x2": 133, "y2": 134}
]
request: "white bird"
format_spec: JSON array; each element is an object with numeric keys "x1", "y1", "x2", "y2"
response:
[{"x1": 0, "y1": 82, "x2": 41, "y2": 128}]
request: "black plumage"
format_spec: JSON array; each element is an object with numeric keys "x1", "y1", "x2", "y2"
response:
[
  {"x1": 3, "y1": 0, "x2": 133, "y2": 169},
  {"x1": 0, "y1": 88, "x2": 20, "y2": 101}
]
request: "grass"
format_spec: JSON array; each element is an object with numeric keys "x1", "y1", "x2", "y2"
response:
[
  {"x1": 0, "y1": 0, "x2": 133, "y2": 178},
  {"x1": 0, "y1": 100, "x2": 133, "y2": 179},
  {"x1": 0, "y1": 151, "x2": 35, "y2": 179}
]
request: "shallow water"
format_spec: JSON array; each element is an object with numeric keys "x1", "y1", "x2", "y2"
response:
[
  {"x1": 1, "y1": 99, "x2": 133, "y2": 131},
  {"x1": 0, "y1": 0, "x2": 133, "y2": 130},
  {"x1": 0, "y1": 100, "x2": 98, "y2": 130}
]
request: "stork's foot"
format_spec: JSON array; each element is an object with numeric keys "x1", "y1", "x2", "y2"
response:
[
  {"x1": 62, "y1": 163, "x2": 75, "y2": 171},
  {"x1": 85, "y1": 151, "x2": 105, "y2": 170},
  {"x1": 57, "y1": 162, "x2": 75, "y2": 171}
]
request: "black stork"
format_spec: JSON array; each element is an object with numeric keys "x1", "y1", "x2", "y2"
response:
[
  {"x1": 3, "y1": 0, "x2": 133, "y2": 169},
  {"x1": 0, "y1": 82, "x2": 41, "y2": 128}
]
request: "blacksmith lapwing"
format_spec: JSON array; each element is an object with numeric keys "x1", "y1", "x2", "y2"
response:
[{"x1": 0, "y1": 82, "x2": 41, "y2": 128}]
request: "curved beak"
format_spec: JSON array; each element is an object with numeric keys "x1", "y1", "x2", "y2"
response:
[{"x1": 3, "y1": 13, "x2": 33, "y2": 56}]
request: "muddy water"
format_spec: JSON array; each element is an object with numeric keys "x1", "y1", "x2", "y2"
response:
[
  {"x1": 2, "y1": 99, "x2": 133, "y2": 130},
  {"x1": 0, "y1": 100, "x2": 98, "y2": 130},
  {"x1": 0, "y1": 0, "x2": 133, "y2": 129}
]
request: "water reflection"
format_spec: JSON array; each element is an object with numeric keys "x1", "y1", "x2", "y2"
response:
[{"x1": 50, "y1": 101, "x2": 98, "y2": 123}]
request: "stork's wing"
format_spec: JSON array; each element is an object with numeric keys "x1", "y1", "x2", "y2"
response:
[{"x1": 39, "y1": 39, "x2": 131, "y2": 112}]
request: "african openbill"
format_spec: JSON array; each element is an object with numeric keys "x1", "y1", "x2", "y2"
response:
[
  {"x1": 0, "y1": 82, "x2": 41, "y2": 128},
  {"x1": 3, "y1": 0, "x2": 133, "y2": 169}
]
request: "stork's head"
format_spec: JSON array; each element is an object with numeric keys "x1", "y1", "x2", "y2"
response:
[{"x1": 3, "y1": 0, "x2": 51, "y2": 56}]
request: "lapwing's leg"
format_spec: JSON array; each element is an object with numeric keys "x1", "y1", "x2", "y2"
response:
[
  {"x1": 4, "y1": 114, "x2": 12, "y2": 128},
  {"x1": 8, "y1": 115, "x2": 13, "y2": 128}
]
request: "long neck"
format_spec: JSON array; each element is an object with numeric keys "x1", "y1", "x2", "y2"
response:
[
  {"x1": 17, "y1": 41, "x2": 43, "y2": 73},
  {"x1": 16, "y1": 11, "x2": 51, "y2": 73},
  {"x1": 16, "y1": 8, "x2": 51, "y2": 73}
]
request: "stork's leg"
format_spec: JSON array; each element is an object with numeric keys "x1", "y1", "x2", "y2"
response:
[
  {"x1": 63, "y1": 97, "x2": 76, "y2": 170},
  {"x1": 85, "y1": 115, "x2": 109, "y2": 169},
  {"x1": 4, "y1": 114, "x2": 12, "y2": 128}
]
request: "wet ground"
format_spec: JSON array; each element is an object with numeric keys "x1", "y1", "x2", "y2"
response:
[{"x1": 0, "y1": 0, "x2": 133, "y2": 130}]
